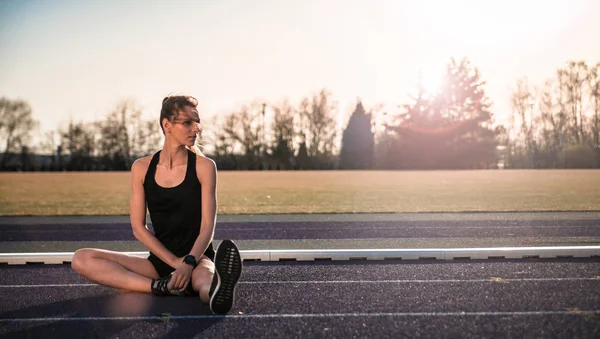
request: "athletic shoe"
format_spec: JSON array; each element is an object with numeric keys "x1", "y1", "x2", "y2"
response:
[
  {"x1": 209, "y1": 239, "x2": 243, "y2": 314},
  {"x1": 151, "y1": 274, "x2": 187, "y2": 297}
]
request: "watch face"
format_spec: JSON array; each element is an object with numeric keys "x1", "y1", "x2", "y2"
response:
[{"x1": 184, "y1": 256, "x2": 196, "y2": 265}]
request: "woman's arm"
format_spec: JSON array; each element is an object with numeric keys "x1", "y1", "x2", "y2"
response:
[
  {"x1": 186, "y1": 156, "x2": 218, "y2": 260},
  {"x1": 129, "y1": 158, "x2": 180, "y2": 268}
]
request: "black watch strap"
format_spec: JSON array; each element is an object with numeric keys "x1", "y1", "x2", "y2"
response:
[{"x1": 183, "y1": 255, "x2": 197, "y2": 267}]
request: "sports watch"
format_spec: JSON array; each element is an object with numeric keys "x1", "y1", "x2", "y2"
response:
[{"x1": 183, "y1": 255, "x2": 197, "y2": 268}]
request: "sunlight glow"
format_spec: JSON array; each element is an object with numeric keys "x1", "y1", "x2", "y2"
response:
[
  {"x1": 0, "y1": 0, "x2": 594, "y2": 139},
  {"x1": 417, "y1": 64, "x2": 445, "y2": 96},
  {"x1": 415, "y1": 0, "x2": 580, "y2": 47}
]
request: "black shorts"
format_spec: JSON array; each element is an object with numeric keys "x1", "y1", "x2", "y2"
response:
[{"x1": 148, "y1": 244, "x2": 216, "y2": 278}]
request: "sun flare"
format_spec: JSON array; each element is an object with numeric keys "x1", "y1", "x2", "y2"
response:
[{"x1": 417, "y1": 64, "x2": 445, "y2": 96}]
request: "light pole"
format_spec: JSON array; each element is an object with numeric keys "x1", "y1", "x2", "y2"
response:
[{"x1": 262, "y1": 102, "x2": 266, "y2": 169}]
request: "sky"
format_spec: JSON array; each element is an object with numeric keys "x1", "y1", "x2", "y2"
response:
[{"x1": 1, "y1": 0, "x2": 599, "y2": 143}]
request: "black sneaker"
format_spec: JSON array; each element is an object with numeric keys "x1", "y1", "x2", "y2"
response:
[
  {"x1": 209, "y1": 239, "x2": 243, "y2": 314},
  {"x1": 151, "y1": 274, "x2": 186, "y2": 297}
]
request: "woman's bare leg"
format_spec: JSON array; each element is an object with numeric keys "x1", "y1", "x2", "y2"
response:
[
  {"x1": 71, "y1": 248, "x2": 160, "y2": 293},
  {"x1": 191, "y1": 255, "x2": 215, "y2": 303}
]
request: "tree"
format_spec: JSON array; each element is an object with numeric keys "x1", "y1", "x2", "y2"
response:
[
  {"x1": 39, "y1": 131, "x2": 59, "y2": 156},
  {"x1": 339, "y1": 100, "x2": 374, "y2": 169},
  {"x1": 536, "y1": 80, "x2": 566, "y2": 168},
  {"x1": 221, "y1": 101, "x2": 264, "y2": 170},
  {"x1": 137, "y1": 120, "x2": 163, "y2": 157},
  {"x1": 387, "y1": 57, "x2": 498, "y2": 169},
  {"x1": 270, "y1": 99, "x2": 296, "y2": 169},
  {"x1": 511, "y1": 78, "x2": 537, "y2": 168},
  {"x1": 206, "y1": 115, "x2": 238, "y2": 170},
  {"x1": 299, "y1": 89, "x2": 338, "y2": 158},
  {"x1": 589, "y1": 63, "x2": 600, "y2": 149},
  {"x1": 60, "y1": 120, "x2": 97, "y2": 171},
  {"x1": 506, "y1": 60, "x2": 600, "y2": 168},
  {"x1": 39, "y1": 131, "x2": 59, "y2": 170},
  {"x1": 295, "y1": 141, "x2": 310, "y2": 170},
  {"x1": 0, "y1": 98, "x2": 38, "y2": 169},
  {"x1": 557, "y1": 61, "x2": 588, "y2": 144},
  {"x1": 98, "y1": 99, "x2": 144, "y2": 170}
]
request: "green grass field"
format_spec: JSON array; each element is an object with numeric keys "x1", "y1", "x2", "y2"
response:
[{"x1": 0, "y1": 170, "x2": 599, "y2": 216}]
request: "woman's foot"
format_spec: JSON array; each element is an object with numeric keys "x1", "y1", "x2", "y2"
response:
[
  {"x1": 151, "y1": 274, "x2": 188, "y2": 296},
  {"x1": 209, "y1": 240, "x2": 243, "y2": 314}
]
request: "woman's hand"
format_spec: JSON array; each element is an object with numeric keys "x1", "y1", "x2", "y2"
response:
[{"x1": 169, "y1": 258, "x2": 194, "y2": 292}]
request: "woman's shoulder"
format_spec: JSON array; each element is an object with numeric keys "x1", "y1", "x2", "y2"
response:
[
  {"x1": 194, "y1": 153, "x2": 217, "y2": 171},
  {"x1": 194, "y1": 153, "x2": 217, "y2": 183},
  {"x1": 131, "y1": 155, "x2": 154, "y2": 176}
]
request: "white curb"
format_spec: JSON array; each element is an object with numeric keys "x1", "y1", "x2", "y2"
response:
[{"x1": 1, "y1": 246, "x2": 599, "y2": 265}]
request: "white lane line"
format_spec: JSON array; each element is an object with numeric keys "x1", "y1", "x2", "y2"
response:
[
  {"x1": 1, "y1": 277, "x2": 599, "y2": 288},
  {"x1": 6, "y1": 224, "x2": 599, "y2": 230},
  {"x1": 2, "y1": 310, "x2": 600, "y2": 322},
  {"x1": 218, "y1": 226, "x2": 600, "y2": 230},
  {"x1": 242, "y1": 278, "x2": 600, "y2": 284},
  {"x1": 0, "y1": 284, "x2": 98, "y2": 288}
]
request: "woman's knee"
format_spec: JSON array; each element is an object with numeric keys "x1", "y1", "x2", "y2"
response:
[
  {"x1": 192, "y1": 270, "x2": 213, "y2": 290},
  {"x1": 192, "y1": 261, "x2": 215, "y2": 291},
  {"x1": 71, "y1": 248, "x2": 97, "y2": 273}
]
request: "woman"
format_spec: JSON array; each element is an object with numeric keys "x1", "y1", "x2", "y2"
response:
[{"x1": 72, "y1": 95, "x2": 242, "y2": 314}]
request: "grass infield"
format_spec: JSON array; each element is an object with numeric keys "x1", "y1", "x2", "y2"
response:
[{"x1": 0, "y1": 170, "x2": 599, "y2": 216}]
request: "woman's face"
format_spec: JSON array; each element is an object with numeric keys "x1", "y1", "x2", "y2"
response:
[{"x1": 167, "y1": 105, "x2": 201, "y2": 147}]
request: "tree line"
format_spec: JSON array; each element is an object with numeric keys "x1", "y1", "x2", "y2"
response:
[
  {"x1": 1, "y1": 57, "x2": 599, "y2": 172},
  {"x1": 506, "y1": 61, "x2": 600, "y2": 169}
]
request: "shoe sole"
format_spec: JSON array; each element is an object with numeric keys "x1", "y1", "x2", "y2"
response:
[{"x1": 209, "y1": 240, "x2": 243, "y2": 314}]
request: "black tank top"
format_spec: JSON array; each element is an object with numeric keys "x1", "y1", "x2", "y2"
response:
[{"x1": 143, "y1": 149, "x2": 214, "y2": 259}]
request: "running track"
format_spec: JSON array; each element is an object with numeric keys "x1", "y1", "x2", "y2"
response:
[
  {"x1": 1, "y1": 259, "x2": 599, "y2": 338},
  {"x1": 1, "y1": 212, "x2": 599, "y2": 338}
]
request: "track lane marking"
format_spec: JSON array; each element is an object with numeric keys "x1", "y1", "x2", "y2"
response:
[
  {"x1": 1, "y1": 277, "x2": 599, "y2": 288},
  {"x1": 2, "y1": 310, "x2": 600, "y2": 322}
]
